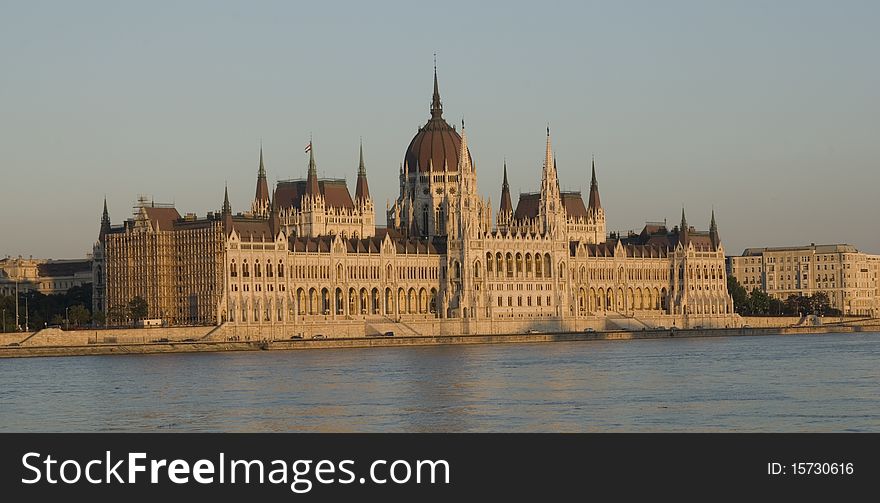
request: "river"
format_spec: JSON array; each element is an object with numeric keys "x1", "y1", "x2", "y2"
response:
[{"x1": 2, "y1": 332, "x2": 878, "y2": 432}]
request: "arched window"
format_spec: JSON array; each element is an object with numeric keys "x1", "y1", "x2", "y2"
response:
[
  {"x1": 267, "y1": 262, "x2": 273, "y2": 277},
  {"x1": 243, "y1": 261, "x2": 250, "y2": 277},
  {"x1": 278, "y1": 263, "x2": 284, "y2": 277},
  {"x1": 255, "y1": 260, "x2": 262, "y2": 277},
  {"x1": 422, "y1": 204, "x2": 429, "y2": 235},
  {"x1": 230, "y1": 260, "x2": 237, "y2": 277}
]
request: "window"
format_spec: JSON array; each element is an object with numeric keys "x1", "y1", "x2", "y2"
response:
[{"x1": 278, "y1": 264, "x2": 284, "y2": 277}]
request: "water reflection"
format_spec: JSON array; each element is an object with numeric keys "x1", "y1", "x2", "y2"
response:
[{"x1": 1, "y1": 333, "x2": 879, "y2": 432}]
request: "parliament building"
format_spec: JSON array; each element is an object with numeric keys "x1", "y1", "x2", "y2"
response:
[{"x1": 93, "y1": 68, "x2": 737, "y2": 337}]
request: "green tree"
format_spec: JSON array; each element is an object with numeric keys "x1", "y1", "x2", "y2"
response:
[
  {"x1": 92, "y1": 310, "x2": 106, "y2": 327},
  {"x1": 813, "y1": 292, "x2": 832, "y2": 316},
  {"x1": 748, "y1": 288, "x2": 771, "y2": 315},
  {"x1": 128, "y1": 296, "x2": 148, "y2": 321},
  {"x1": 68, "y1": 304, "x2": 91, "y2": 327},
  {"x1": 107, "y1": 304, "x2": 129, "y2": 326},
  {"x1": 727, "y1": 276, "x2": 749, "y2": 314}
]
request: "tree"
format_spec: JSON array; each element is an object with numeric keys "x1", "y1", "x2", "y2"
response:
[
  {"x1": 727, "y1": 276, "x2": 749, "y2": 314},
  {"x1": 813, "y1": 292, "x2": 832, "y2": 316},
  {"x1": 92, "y1": 310, "x2": 106, "y2": 327},
  {"x1": 748, "y1": 288, "x2": 771, "y2": 315},
  {"x1": 107, "y1": 305, "x2": 129, "y2": 326},
  {"x1": 68, "y1": 304, "x2": 91, "y2": 327},
  {"x1": 128, "y1": 296, "x2": 148, "y2": 321}
]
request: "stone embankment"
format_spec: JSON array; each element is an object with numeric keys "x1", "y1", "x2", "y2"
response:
[{"x1": 1, "y1": 319, "x2": 877, "y2": 358}]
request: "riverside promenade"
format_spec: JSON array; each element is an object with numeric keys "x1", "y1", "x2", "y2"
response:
[{"x1": 1, "y1": 319, "x2": 877, "y2": 358}]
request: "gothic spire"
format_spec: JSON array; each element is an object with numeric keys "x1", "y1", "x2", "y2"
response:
[
  {"x1": 254, "y1": 144, "x2": 270, "y2": 207},
  {"x1": 679, "y1": 206, "x2": 689, "y2": 246},
  {"x1": 499, "y1": 160, "x2": 513, "y2": 215},
  {"x1": 305, "y1": 141, "x2": 320, "y2": 197},
  {"x1": 709, "y1": 208, "x2": 720, "y2": 249},
  {"x1": 588, "y1": 155, "x2": 602, "y2": 211},
  {"x1": 355, "y1": 139, "x2": 371, "y2": 202},
  {"x1": 100, "y1": 197, "x2": 111, "y2": 240},
  {"x1": 222, "y1": 184, "x2": 232, "y2": 215},
  {"x1": 430, "y1": 56, "x2": 443, "y2": 119}
]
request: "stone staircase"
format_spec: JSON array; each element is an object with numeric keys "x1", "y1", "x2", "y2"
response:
[
  {"x1": 366, "y1": 318, "x2": 423, "y2": 337},
  {"x1": 605, "y1": 313, "x2": 652, "y2": 331}
]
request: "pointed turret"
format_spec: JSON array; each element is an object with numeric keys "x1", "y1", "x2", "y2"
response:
[
  {"x1": 430, "y1": 58, "x2": 442, "y2": 119},
  {"x1": 305, "y1": 141, "x2": 320, "y2": 197},
  {"x1": 254, "y1": 145, "x2": 270, "y2": 209},
  {"x1": 99, "y1": 197, "x2": 111, "y2": 241},
  {"x1": 457, "y1": 120, "x2": 471, "y2": 172},
  {"x1": 222, "y1": 185, "x2": 232, "y2": 215},
  {"x1": 679, "y1": 207, "x2": 689, "y2": 246},
  {"x1": 499, "y1": 161, "x2": 513, "y2": 215},
  {"x1": 355, "y1": 140, "x2": 371, "y2": 202},
  {"x1": 539, "y1": 127, "x2": 563, "y2": 234},
  {"x1": 709, "y1": 209, "x2": 720, "y2": 249},
  {"x1": 588, "y1": 156, "x2": 602, "y2": 212}
]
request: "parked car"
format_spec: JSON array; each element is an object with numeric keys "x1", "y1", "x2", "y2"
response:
[
  {"x1": 526, "y1": 329, "x2": 542, "y2": 334},
  {"x1": 656, "y1": 326, "x2": 666, "y2": 330},
  {"x1": 583, "y1": 327, "x2": 595, "y2": 332},
  {"x1": 289, "y1": 335, "x2": 303, "y2": 340},
  {"x1": 313, "y1": 334, "x2": 326, "y2": 339},
  {"x1": 383, "y1": 331, "x2": 395, "y2": 337}
]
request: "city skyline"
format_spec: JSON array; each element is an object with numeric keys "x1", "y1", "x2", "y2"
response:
[{"x1": 2, "y1": 1, "x2": 878, "y2": 258}]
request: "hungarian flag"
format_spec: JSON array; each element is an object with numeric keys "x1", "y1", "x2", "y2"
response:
[{"x1": 304, "y1": 142, "x2": 312, "y2": 153}]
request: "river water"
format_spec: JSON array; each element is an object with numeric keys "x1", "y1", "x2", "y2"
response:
[{"x1": 1, "y1": 332, "x2": 878, "y2": 432}]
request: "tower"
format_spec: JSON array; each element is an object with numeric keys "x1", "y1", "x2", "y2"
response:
[
  {"x1": 587, "y1": 156, "x2": 606, "y2": 243},
  {"x1": 353, "y1": 140, "x2": 376, "y2": 238},
  {"x1": 252, "y1": 145, "x2": 270, "y2": 218},
  {"x1": 497, "y1": 161, "x2": 513, "y2": 232},
  {"x1": 709, "y1": 209, "x2": 720, "y2": 251},
  {"x1": 539, "y1": 128, "x2": 564, "y2": 237}
]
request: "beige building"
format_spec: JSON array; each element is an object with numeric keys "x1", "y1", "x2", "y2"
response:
[
  {"x1": 727, "y1": 244, "x2": 880, "y2": 316},
  {"x1": 94, "y1": 67, "x2": 737, "y2": 333},
  {"x1": 0, "y1": 256, "x2": 92, "y2": 296}
]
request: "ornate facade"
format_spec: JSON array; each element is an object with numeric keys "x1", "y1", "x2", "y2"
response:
[{"x1": 94, "y1": 67, "x2": 736, "y2": 333}]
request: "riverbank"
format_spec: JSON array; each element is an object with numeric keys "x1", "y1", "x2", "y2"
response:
[{"x1": 2, "y1": 323, "x2": 877, "y2": 358}]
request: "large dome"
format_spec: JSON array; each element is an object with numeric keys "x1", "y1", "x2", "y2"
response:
[{"x1": 403, "y1": 69, "x2": 472, "y2": 174}]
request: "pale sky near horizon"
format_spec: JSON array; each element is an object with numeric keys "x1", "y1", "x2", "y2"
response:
[{"x1": 1, "y1": 1, "x2": 878, "y2": 259}]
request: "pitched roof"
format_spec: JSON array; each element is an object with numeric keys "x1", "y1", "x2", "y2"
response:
[
  {"x1": 274, "y1": 179, "x2": 355, "y2": 211},
  {"x1": 143, "y1": 207, "x2": 181, "y2": 231}
]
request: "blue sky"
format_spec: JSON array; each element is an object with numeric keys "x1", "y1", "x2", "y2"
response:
[{"x1": 1, "y1": 0, "x2": 878, "y2": 258}]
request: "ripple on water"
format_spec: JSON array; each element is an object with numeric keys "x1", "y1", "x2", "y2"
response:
[{"x1": 1, "y1": 332, "x2": 879, "y2": 432}]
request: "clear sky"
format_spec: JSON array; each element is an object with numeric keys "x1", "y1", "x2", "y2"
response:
[{"x1": 1, "y1": 0, "x2": 878, "y2": 259}]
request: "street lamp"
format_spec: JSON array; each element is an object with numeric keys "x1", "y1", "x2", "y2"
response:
[{"x1": 65, "y1": 306, "x2": 69, "y2": 330}]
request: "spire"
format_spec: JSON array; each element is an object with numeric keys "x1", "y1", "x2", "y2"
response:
[
  {"x1": 355, "y1": 140, "x2": 371, "y2": 202},
  {"x1": 709, "y1": 208, "x2": 720, "y2": 249},
  {"x1": 457, "y1": 119, "x2": 471, "y2": 172},
  {"x1": 430, "y1": 56, "x2": 443, "y2": 119},
  {"x1": 499, "y1": 160, "x2": 513, "y2": 215},
  {"x1": 100, "y1": 197, "x2": 111, "y2": 239},
  {"x1": 222, "y1": 184, "x2": 232, "y2": 215},
  {"x1": 305, "y1": 141, "x2": 320, "y2": 197},
  {"x1": 541, "y1": 127, "x2": 559, "y2": 202},
  {"x1": 254, "y1": 144, "x2": 270, "y2": 208},
  {"x1": 588, "y1": 155, "x2": 601, "y2": 211},
  {"x1": 679, "y1": 206, "x2": 689, "y2": 246}
]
